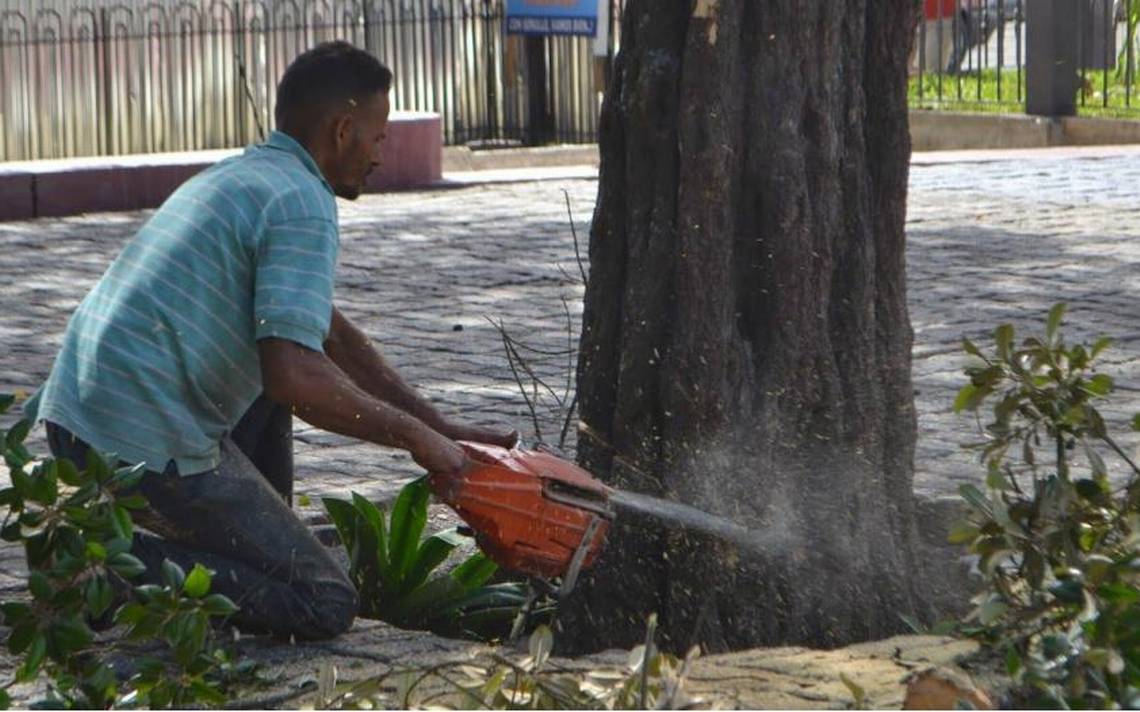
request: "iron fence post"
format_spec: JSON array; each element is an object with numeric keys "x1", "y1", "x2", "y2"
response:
[
  {"x1": 524, "y1": 35, "x2": 551, "y2": 145},
  {"x1": 1025, "y1": 0, "x2": 1079, "y2": 116}
]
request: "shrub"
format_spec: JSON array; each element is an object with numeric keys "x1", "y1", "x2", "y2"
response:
[
  {"x1": 951, "y1": 305, "x2": 1140, "y2": 708},
  {"x1": 322, "y1": 478, "x2": 552, "y2": 641},
  {"x1": 0, "y1": 394, "x2": 247, "y2": 709}
]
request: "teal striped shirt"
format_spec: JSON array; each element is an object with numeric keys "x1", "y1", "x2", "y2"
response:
[{"x1": 25, "y1": 131, "x2": 339, "y2": 475}]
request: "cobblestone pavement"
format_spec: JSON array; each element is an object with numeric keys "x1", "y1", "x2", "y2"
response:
[
  {"x1": 4, "y1": 156, "x2": 1140, "y2": 502},
  {"x1": 3, "y1": 155, "x2": 1138, "y2": 511}
]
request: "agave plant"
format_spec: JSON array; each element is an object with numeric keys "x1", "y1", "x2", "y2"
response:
[{"x1": 322, "y1": 478, "x2": 550, "y2": 641}]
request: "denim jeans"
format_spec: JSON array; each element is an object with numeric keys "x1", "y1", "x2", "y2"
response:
[{"x1": 45, "y1": 396, "x2": 357, "y2": 640}]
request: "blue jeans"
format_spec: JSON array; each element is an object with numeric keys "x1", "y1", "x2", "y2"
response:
[{"x1": 45, "y1": 396, "x2": 357, "y2": 639}]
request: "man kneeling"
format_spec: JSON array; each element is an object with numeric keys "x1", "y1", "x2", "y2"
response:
[{"x1": 24, "y1": 42, "x2": 515, "y2": 639}]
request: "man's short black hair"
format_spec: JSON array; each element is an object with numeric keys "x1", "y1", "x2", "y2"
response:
[{"x1": 275, "y1": 41, "x2": 393, "y2": 133}]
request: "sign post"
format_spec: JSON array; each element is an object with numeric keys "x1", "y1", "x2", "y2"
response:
[
  {"x1": 506, "y1": 0, "x2": 600, "y2": 145},
  {"x1": 505, "y1": 0, "x2": 599, "y2": 37}
]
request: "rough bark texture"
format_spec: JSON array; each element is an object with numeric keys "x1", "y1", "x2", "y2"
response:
[{"x1": 563, "y1": 0, "x2": 927, "y2": 653}]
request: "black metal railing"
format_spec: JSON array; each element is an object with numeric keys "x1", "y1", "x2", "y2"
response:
[
  {"x1": 0, "y1": 0, "x2": 615, "y2": 161},
  {"x1": 911, "y1": 0, "x2": 1140, "y2": 116}
]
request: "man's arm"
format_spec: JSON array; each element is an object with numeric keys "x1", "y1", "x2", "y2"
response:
[
  {"x1": 323, "y1": 307, "x2": 517, "y2": 447},
  {"x1": 258, "y1": 337, "x2": 466, "y2": 474}
]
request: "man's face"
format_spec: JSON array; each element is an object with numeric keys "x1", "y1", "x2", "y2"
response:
[{"x1": 330, "y1": 91, "x2": 390, "y2": 200}]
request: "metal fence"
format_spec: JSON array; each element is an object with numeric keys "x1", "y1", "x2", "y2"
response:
[
  {"x1": 911, "y1": 0, "x2": 1140, "y2": 115},
  {"x1": 0, "y1": 0, "x2": 611, "y2": 161}
]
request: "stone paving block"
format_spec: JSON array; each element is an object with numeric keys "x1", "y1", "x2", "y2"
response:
[{"x1": 0, "y1": 172, "x2": 34, "y2": 221}]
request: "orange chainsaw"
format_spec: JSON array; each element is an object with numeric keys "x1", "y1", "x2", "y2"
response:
[
  {"x1": 428, "y1": 441, "x2": 756, "y2": 595},
  {"x1": 428, "y1": 441, "x2": 615, "y2": 593}
]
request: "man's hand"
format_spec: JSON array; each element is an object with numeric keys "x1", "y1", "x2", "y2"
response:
[
  {"x1": 443, "y1": 422, "x2": 519, "y2": 450},
  {"x1": 409, "y1": 423, "x2": 467, "y2": 475}
]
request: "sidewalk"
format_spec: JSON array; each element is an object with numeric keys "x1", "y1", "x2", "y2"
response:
[{"x1": 2, "y1": 145, "x2": 1138, "y2": 504}]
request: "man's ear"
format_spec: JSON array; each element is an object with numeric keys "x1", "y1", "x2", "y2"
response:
[{"x1": 330, "y1": 112, "x2": 355, "y2": 154}]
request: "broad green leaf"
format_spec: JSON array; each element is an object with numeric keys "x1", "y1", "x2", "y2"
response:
[
  {"x1": 994, "y1": 324, "x2": 1015, "y2": 361},
  {"x1": 351, "y1": 492, "x2": 389, "y2": 576},
  {"x1": 182, "y1": 563, "x2": 212, "y2": 598},
  {"x1": 48, "y1": 615, "x2": 93, "y2": 653},
  {"x1": 4, "y1": 419, "x2": 30, "y2": 450},
  {"x1": 1070, "y1": 344, "x2": 1089, "y2": 369},
  {"x1": 85, "y1": 449, "x2": 112, "y2": 484},
  {"x1": 200, "y1": 593, "x2": 240, "y2": 617},
  {"x1": 451, "y1": 553, "x2": 498, "y2": 590},
  {"x1": 0, "y1": 602, "x2": 30, "y2": 624},
  {"x1": 387, "y1": 478, "x2": 429, "y2": 582},
  {"x1": 8, "y1": 620, "x2": 36, "y2": 654},
  {"x1": 390, "y1": 573, "x2": 466, "y2": 623},
  {"x1": 400, "y1": 529, "x2": 463, "y2": 596},
  {"x1": 433, "y1": 583, "x2": 529, "y2": 619},
  {"x1": 321, "y1": 497, "x2": 358, "y2": 552},
  {"x1": 9, "y1": 468, "x2": 32, "y2": 498},
  {"x1": 0, "y1": 393, "x2": 14, "y2": 413},
  {"x1": 116, "y1": 495, "x2": 149, "y2": 510},
  {"x1": 1075, "y1": 478, "x2": 1107, "y2": 502},
  {"x1": 161, "y1": 560, "x2": 186, "y2": 590},
  {"x1": 1090, "y1": 336, "x2": 1113, "y2": 359},
  {"x1": 985, "y1": 468, "x2": 1008, "y2": 491},
  {"x1": 21, "y1": 633, "x2": 46, "y2": 679},
  {"x1": 947, "y1": 521, "x2": 980, "y2": 545},
  {"x1": 1045, "y1": 303, "x2": 1066, "y2": 345},
  {"x1": 108, "y1": 462, "x2": 147, "y2": 491},
  {"x1": 114, "y1": 602, "x2": 147, "y2": 626},
  {"x1": 188, "y1": 680, "x2": 226, "y2": 707},
  {"x1": 1084, "y1": 373, "x2": 1113, "y2": 396},
  {"x1": 1005, "y1": 648, "x2": 1021, "y2": 676},
  {"x1": 958, "y1": 484, "x2": 991, "y2": 516},
  {"x1": 27, "y1": 462, "x2": 58, "y2": 506},
  {"x1": 952, "y1": 384, "x2": 978, "y2": 414},
  {"x1": 111, "y1": 505, "x2": 133, "y2": 541},
  {"x1": 1097, "y1": 582, "x2": 1140, "y2": 605},
  {"x1": 0, "y1": 487, "x2": 20, "y2": 508},
  {"x1": 961, "y1": 338, "x2": 983, "y2": 359},
  {"x1": 28, "y1": 570, "x2": 52, "y2": 601},
  {"x1": 56, "y1": 458, "x2": 82, "y2": 487},
  {"x1": 104, "y1": 538, "x2": 132, "y2": 557},
  {"x1": 107, "y1": 552, "x2": 147, "y2": 579},
  {"x1": 85, "y1": 576, "x2": 114, "y2": 619},
  {"x1": 1133, "y1": 413, "x2": 1140, "y2": 432}
]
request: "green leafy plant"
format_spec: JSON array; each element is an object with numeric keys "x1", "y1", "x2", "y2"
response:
[
  {"x1": 322, "y1": 478, "x2": 549, "y2": 641},
  {"x1": 308, "y1": 614, "x2": 707, "y2": 710},
  {"x1": 0, "y1": 394, "x2": 249, "y2": 708},
  {"x1": 951, "y1": 304, "x2": 1140, "y2": 708}
]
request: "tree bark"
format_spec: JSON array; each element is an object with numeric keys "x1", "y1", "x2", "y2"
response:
[{"x1": 564, "y1": 0, "x2": 928, "y2": 653}]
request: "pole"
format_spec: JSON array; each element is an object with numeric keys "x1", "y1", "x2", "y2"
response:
[
  {"x1": 1026, "y1": 0, "x2": 1079, "y2": 116},
  {"x1": 525, "y1": 35, "x2": 552, "y2": 145}
]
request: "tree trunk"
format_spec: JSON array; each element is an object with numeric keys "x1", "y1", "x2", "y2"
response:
[{"x1": 564, "y1": 0, "x2": 928, "y2": 653}]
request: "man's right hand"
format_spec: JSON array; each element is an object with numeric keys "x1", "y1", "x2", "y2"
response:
[{"x1": 409, "y1": 425, "x2": 466, "y2": 476}]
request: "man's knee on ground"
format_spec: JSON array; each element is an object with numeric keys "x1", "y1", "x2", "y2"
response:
[{"x1": 300, "y1": 579, "x2": 358, "y2": 640}]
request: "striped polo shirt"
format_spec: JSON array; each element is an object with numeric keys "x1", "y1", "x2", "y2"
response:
[{"x1": 24, "y1": 131, "x2": 339, "y2": 475}]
